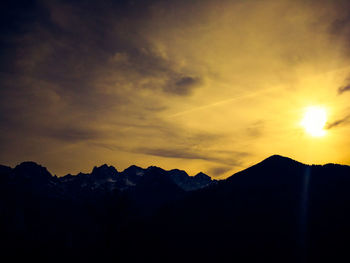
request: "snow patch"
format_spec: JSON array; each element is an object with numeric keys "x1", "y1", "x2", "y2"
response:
[{"x1": 125, "y1": 179, "x2": 136, "y2": 186}]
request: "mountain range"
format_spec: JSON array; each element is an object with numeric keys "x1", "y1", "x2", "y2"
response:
[{"x1": 1, "y1": 155, "x2": 350, "y2": 262}]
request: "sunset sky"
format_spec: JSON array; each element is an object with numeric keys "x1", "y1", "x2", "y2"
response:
[{"x1": 1, "y1": 0, "x2": 350, "y2": 178}]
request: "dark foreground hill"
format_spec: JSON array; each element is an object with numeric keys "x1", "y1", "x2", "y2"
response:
[{"x1": 1, "y1": 155, "x2": 350, "y2": 262}]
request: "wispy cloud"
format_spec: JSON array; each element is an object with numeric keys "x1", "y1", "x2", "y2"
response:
[
  {"x1": 326, "y1": 114, "x2": 350, "y2": 129},
  {"x1": 208, "y1": 166, "x2": 233, "y2": 177},
  {"x1": 338, "y1": 85, "x2": 350, "y2": 95},
  {"x1": 134, "y1": 146, "x2": 249, "y2": 167}
]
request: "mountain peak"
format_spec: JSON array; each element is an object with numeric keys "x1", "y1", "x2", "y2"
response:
[
  {"x1": 260, "y1": 155, "x2": 301, "y2": 166},
  {"x1": 14, "y1": 161, "x2": 52, "y2": 179},
  {"x1": 168, "y1": 169, "x2": 189, "y2": 177},
  {"x1": 194, "y1": 172, "x2": 210, "y2": 179},
  {"x1": 123, "y1": 165, "x2": 144, "y2": 173},
  {"x1": 265, "y1": 154, "x2": 290, "y2": 161},
  {"x1": 146, "y1": 166, "x2": 165, "y2": 174},
  {"x1": 92, "y1": 164, "x2": 118, "y2": 174}
]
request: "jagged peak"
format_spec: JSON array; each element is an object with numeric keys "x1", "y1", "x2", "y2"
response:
[
  {"x1": 123, "y1": 165, "x2": 144, "y2": 172},
  {"x1": 146, "y1": 165, "x2": 165, "y2": 171},
  {"x1": 168, "y1": 169, "x2": 189, "y2": 176},
  {"x1": 91, "y1": 164, "x2": 118, "y2": 174},
  {"x1": 194, "y1": 172, "x2": 211, "y2": 180}
]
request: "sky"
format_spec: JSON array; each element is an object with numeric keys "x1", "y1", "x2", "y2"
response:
[{"x1": 1, "y1": 0, "x2": 350, "y2": 178}]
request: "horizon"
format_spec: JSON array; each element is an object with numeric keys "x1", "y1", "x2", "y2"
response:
[{"x1": 3, "y1": 153, "x2": 349, "y2": 179}]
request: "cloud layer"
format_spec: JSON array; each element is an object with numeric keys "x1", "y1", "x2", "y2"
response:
[{"x1": 1, "y1": 0, "x2": 350, "y2": 177}]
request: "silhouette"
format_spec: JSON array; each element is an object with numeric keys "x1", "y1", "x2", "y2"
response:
[{"x1": 0, "y1": 155, "x2": 350, "y2": 262}]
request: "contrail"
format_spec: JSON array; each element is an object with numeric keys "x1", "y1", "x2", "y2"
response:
[
  {"x1": 168, "y1": 63, "x2": 350, "y2": 119},
  {"x1": 168, "y1": 87, "x2": 277, "y2": 118}
]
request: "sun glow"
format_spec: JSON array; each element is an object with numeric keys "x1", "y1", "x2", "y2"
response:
[{"x1": 301, "y1": 106, "x2": 327, "y2": 137}]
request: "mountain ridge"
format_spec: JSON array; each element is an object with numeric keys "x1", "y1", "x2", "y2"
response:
[
  {"x1": 5, "y1": 154, "x2": 348, "y2": 181},
  {"x1": 1, "y1": 155, "x2": 350, "y2": 262}
]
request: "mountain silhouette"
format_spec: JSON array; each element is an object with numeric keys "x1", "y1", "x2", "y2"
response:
[{"x1": 1, "y1": 155, "x2": 350, "y2": 262}]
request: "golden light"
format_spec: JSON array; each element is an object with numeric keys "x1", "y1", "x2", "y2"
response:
[{"x1": 301, "y1": 106, "x2": 327, "y2": 137}]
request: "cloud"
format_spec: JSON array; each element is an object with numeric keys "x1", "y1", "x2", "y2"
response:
[
  {"x1": 338, "y1": 85, "x2": 350, "y2": 95},
  {"x1": 208, "y1": 166, "x2": 232, "y2": 177},
  {"x1": 46, "y1": 127, "x2": 102, "y2": 143},
  {"x1": 163, "y1": 76, "x2": 201, "y2": 96},
  {"x1": 326, "y1": 114, "x2": 350, "y2": 129},
  {"x1": 2, "y1": 0, "x2": 350, "y2": 176},
  {"x1": 134, "y1": 146, "x2": 248, "y2": 167},
  {"x1": 0, "y1": 0, "x2": 202, "y2": 151},
  {"x1": 136, "y1": 147, "x2": 207, "y2": 160}
]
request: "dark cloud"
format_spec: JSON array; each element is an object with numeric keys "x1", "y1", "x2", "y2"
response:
[
  {"x1": 326, "y1": 114, "x2": 350, "y2": 129},
  {"x1": 136, "y1": 147, "x2": 206, "y2": 160},
  {"x1": 46, "y1": 127, "x2": 102, "y2": 143},
  {"x1": 208, "y1": 166, "x2": 232, "y2": 177},
  {"x1": 0, "y1": 0, "x2": 200, "y2": 115},
  {"x1": 0, "y1": 0, "x2": 202, "y2": 156},
  {"x1": 329, "y1": 1, "x2": 350, "y2": 56},
  {"x1": 338, "y1": 85, "x2": 350, "y2": 95},
  {"x1": 135, "y1": 146, "x2": 248, "y2": 167},
  {"x1": 176, "y1": 76, "x2": 199, "y2": 87},
  {"x1": 163, "y1": 76, "x2": 201, "y2": 96}
]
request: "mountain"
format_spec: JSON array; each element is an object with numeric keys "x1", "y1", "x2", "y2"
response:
[
  {"x1": 151, "y1": 155, "x2": 350, "y2": 262},
  {"x1": 1, "y1": 155, "x2": 350, "y2": 262},
  {"x1": 168, "y1": 169, "x2": 213, "y2": 191},
  {"x1": 0, "y1": 162, "x2": 216, "y2": 219},
  {"x1": 60, "y1": 164, "x2": 214, "y2": 192}
]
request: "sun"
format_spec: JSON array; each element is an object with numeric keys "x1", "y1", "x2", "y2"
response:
[{"x1": 301, "y1": 106, "x2": 327, "y2": 137}]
